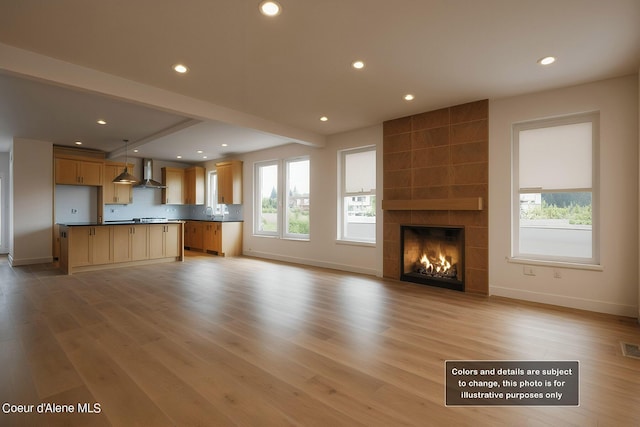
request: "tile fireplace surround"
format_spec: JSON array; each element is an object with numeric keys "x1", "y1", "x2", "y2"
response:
[{"x1": 382, "y1": 99, "x2": 489, "y2": 294}]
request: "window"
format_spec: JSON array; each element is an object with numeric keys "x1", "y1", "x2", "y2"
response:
[
  {"x1": 512, "y1": 112, "x2": 599, "y2": 265},
  {"x1": 254, "y1": 158, "x2": 310, "y2": 239},
  {"x1": 255, "y1": 161, "x2": 279, "y2": 236},
  {"x1": 339, "y1": 146, "x2": 376, "y2": 243},
  {"x1": 285, "y1": 158, "x2": 310, "y2": 239},
  {"x1": 207, "y1": 171, "x2": 227, "y2": 216}
]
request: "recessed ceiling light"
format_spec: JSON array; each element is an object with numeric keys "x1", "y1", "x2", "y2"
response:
[
  {"x1": 133, "y1": 149, "x2": 139, "y2": 153},
  {"x1": 538, "y1": 56, "x2": 556, "y2": 65},
  {"x1": 74, "y1": 141, "x2": 82, "y2": 145},
  {"x1": 351, "y1": 60, "x2": 365, "y2": 70},
  {"x1": 176, "y1": 155, "x2": 182, "y2": 159},
  {"x1": 320, "y1": 116, "x2": 328, "y2": 122},
  {"x1": 97, "y1": 119, "x2": 107, "y2": 125},
  {"x1": 173, "y1": 64, "x2": 189, "y2": 73},
  {"x1": 202, "y1": 156, "x2": 208, "y2": 159},
  {"x1": 259, "y1": 1, "x2": 281, "y2": 16},
  {"x1": 404, "y1": 94, "x2": 415, "y2": 101},
  {"x1": 197, "y1": 150, "x2": 203, "y2": 154},
  {"x1": 221, "y1": 143, "x2": 228, "y2": 147}
]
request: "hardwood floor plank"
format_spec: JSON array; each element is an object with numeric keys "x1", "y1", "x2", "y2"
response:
[
  {"x1": 19, "y1": 319, "x2": 84, "y2": 398},
  {"x1": 145, "y1": 337, "x2": 299, "y2": 426},
  {"x1": 55, "y1": 328, "x2": 174, "y2": 427},
  {"x1": 1, "y1": 253, "x2": 639, "y2": 426}
]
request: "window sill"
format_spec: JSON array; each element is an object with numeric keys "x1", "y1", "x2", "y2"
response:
[
  {"x1": 252, "y1": 234, "x2": 309, "y2": 242},
  {"x1": 507, "y1": 257, "x2": 603, "y2": 271},
  {"x1": 336, "y1": 239, "x2": 376, "y2": 248},
  {"x1": 282, "y1": 236, "x2": 310, "y2": 242}
]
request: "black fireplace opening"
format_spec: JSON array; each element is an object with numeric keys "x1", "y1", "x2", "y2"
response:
[{"x1": 400, "y1": 225, "x2": 465, "y2": 291}]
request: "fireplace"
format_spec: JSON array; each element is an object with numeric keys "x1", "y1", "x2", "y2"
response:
[{"x1": 400, "y1": 225, "x2": 465, "y2": 291}]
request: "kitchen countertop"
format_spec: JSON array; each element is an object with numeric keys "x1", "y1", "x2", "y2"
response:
[
  {"x1": 58, "y1": 220, "x2": 185, "y2": 226},
  {"x1": 183, "y1": 219, "x2": 244, "y2": 223},
  {"x1": 57, "y1": 219, "x2": 243, "y2": 226}
]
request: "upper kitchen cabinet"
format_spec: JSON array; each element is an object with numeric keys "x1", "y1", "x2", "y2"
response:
[
  {"x1": 162, "y1": 167, "x2": 185, "y2": 205},
  {"x1": 184, "y1": 166, "x2": 205, "y2": 205},
  {"x1": 55, "y1": 157, "x2": 104, "y2": 186},
  {"x1": 216, "y1": 160, "x2": 242, "y2": 204},
  {"x1": 103, "y1": 162, "x2": 134, "y2": 204},
  {"x1": 54, "y1": 146, "x2": 105, "y2": 186}
]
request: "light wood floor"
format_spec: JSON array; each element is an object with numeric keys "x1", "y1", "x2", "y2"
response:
[{"x1": 1, "y1": 252, "x2": 639, "y2": 426}]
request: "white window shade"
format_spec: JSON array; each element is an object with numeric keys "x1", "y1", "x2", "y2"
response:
[
  {"x1": 519, "y1": 122, "x2": 592, "y2": 190},
  {"x1": 345, "y1": 149, "x2": 376, "y2": 193}
]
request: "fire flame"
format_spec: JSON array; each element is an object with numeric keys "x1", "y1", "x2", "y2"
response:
[{"x1": 420, "y1": 253, "x2": 451, "y2": 274}]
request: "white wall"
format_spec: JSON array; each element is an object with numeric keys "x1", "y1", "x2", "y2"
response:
[
  {"x1": 0, "y1": 152, "x2": 9, "y2": 254},
  {"x1": 489, "y1": 74, "x2": 639, "y2": 317},
  {"x1": 55, "y1": 185, "x2": 98, "y2": 223},
  {"x1": 207, "y1": 124, "x2": 383, "y2": 276},
  {"x1": 10, "y1": 138, "x2": 54, "y2": 265}
]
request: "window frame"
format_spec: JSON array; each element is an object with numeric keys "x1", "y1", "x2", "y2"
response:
[
  {"x1": 253, "y1": 157, "x2": 311, "y2": 241},
  {"x1": 511, "y1": 111, "x2": 600, "y2": 266},
  {"x1": 254, "y1": 160, "x2": 280, "y2": 237},
  {"x1": 284, "y1": 156, "x2": 310, "y2": 240},
  {"x1": 338, "y1": 145, "x2": 377, "y2": 245},
  {"x1": 206, "y1": 170, "x2": 227, "y2": 216}
]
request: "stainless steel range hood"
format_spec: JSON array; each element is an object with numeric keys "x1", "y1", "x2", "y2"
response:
[{"x1": 135, "y1": 158, "x2": 166, "y2": 188}]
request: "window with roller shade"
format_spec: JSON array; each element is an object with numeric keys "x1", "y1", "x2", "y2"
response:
[
  {"x1": 339, "y1": 146, "x2": 376, "y2": 244},
  {"x1": 512, "y1": 112, "x2": 599, "y2": 265}
]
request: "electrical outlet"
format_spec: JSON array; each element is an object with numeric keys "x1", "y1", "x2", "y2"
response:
[
  {"x1": 523, "y1": 266, "x2": 535, "y2": 276},
  {"x1": 553, "y1": 269, "x2": 562, "y2": 279},
  {"x1": 71, "y1": 208, "x2": 78, "y2": 214}
]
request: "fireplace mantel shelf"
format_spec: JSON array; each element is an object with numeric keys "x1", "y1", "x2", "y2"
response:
[{"x1": 382, "y1": 197, "x2": 483, "y2": 211}]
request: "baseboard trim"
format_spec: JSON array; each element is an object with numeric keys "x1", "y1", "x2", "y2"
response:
[
  {"x1": 490, "y1": 285, "x2": 637, "y2": 317},
  {"x1": 244, "y1": 250, "x2": 381, "y2": 277},
  {"x1": 8, "y1": 255, "x2": 54, "y2": 267}
]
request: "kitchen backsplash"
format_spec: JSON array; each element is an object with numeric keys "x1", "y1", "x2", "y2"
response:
[
  {"x1": 56, "y1": 185, "x2": 244, "y2": 223},
  {"x1": 101, "y1": 187, "x2": 244, "y2": 222}
]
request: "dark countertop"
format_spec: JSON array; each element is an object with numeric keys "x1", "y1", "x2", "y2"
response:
[
  {"x1": 57, "y1": 219, "x2": 243, "y2": 226},
  {"x1": 58, "y1": 220, "x2": 185, "y2": 226},
  {"x1": 184, "y1": 219, "x2": 244, "y2": 223}
]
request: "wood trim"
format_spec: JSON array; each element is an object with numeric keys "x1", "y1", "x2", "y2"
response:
[
  {"x1": 53, "y1": 145, "x2": 106, "y2": 160},
  {"x1": 381, "y1": 197, "x2": 483, "y2": 211}
]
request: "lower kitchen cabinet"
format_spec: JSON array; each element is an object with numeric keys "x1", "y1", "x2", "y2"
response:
[
  {"x1": 59, "y1": 223, "x2": 183, "y2": 274},
  {"x1": 66, "y1": 225, "x2": 113, "y2": 267},
  {"x1": 113, "y1": 224, "x2": 148, "y2": 262},
  {"x1": 187, "y1": 221, "x2": 242, "y2": 257},
  {"x1": 149, "y1": 223, "x2": 182, "y2": 259},
  {"x1": 184, "y1": 221, "x2": 204, "y2": 251}
]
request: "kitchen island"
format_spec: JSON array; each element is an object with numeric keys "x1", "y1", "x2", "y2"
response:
[{"x1": 58, "y1": 221, "x2": 184, "y2": 274}]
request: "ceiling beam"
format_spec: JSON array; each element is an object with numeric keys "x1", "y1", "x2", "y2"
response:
[
  {"x1": 107, "y1": 119, "x2": 201, "y2": 159},
  {"x1": 0, "y1": 42, "x2": 326, "y2": 148}
]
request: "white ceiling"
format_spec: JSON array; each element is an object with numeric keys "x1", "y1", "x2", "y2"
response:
[{"x1": 0, "y1": 0, "x2": 638, "y2": 162}]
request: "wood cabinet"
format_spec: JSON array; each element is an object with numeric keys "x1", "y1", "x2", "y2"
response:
[
  {"x1": 59, "y1": 223, "x2": 183, "y2": 274},
  {"x1": 216, "y1": 161, "x2": 242, "y2": 204},
  {"x1": 103, "y1": 162, "x2": 135, "y2": 204},
  {"x1": 55, "y1": 157, "x2": 104, "y2": 186},
  {"x1": 184, "y1": 221, "x2": 204, "y2": 250},
  {"x1": 203, "y1": 222, "x2": 221, "y2": 253},
  {"x1": 187, "y1": 221, "x2": 242, "y2": 257},
  {"x1": 63, "y1": 225, "x2": 113, "y2": 268},
  {"x1": 161, "y1": 167, "x2": 185, "y2": 204},
  {"x1": 184, "y1": 166, "x2": 205, "y2": 205},
  {"x1": 149, "y1": 224, "x2": 182, "y2": 259},
  {"x1": 217, "y1": 222, "x2": 243, "y2": 256},
  {"x1": 113, "y1": 225, "x2": 148, "y2": 262}
]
